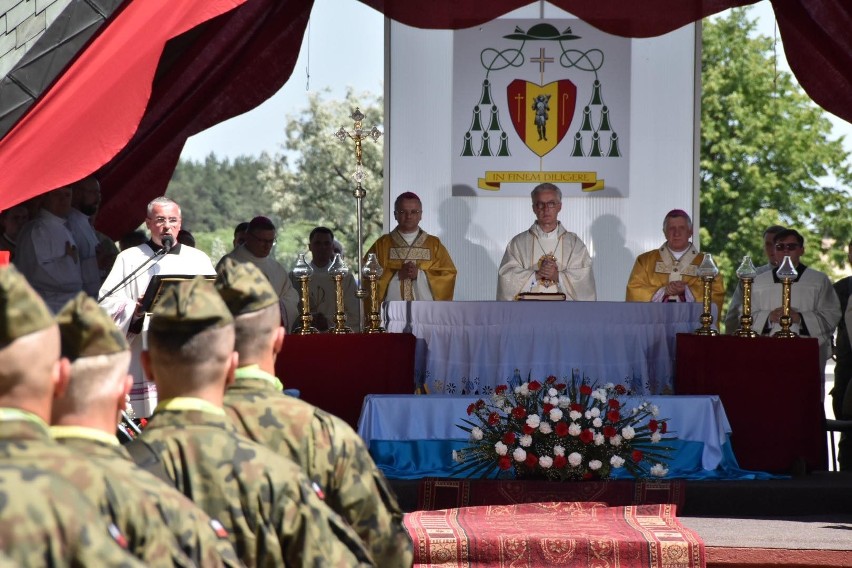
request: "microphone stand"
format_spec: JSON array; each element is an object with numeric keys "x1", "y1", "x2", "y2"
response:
[{"x1": 97, "y1": 247, "x2": 168, "y2": 303}]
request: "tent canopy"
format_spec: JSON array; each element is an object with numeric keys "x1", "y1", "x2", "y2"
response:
[{"x1": 0, "y1": 0, "x2": 849, "y2": 239}]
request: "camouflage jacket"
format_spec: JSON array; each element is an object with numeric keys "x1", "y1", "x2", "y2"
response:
[
  {"x1": 0, "y1": 417, "x2": 196, "y2": 566},
  {"x1": 53, "y1": 428, "x2": 241, "y2": 568},
  {"x1": 129, "y1": 399, "x2": 375, "y2": 568},
  {"x1": 225, "y1": 368, "x2": 413, "y2": 567}
]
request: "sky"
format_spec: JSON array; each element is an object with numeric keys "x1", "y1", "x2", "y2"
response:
[{"x1": 180, "y1": 0, "x2": 852, "y2": 163}]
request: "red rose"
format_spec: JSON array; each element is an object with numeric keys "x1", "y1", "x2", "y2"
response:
[
  {"x1": 466, "y1": 403, "x2": 475, "y2": 415},
  {"x1": 511, "y1": 406, "x2": 527, "y2": 419},
  {"x1": 555, "y1": 422, "x2": 570, "y2": 437},
  {"x1": 546, "y1": 375, "x2": 557, "y2": 384},
  {"x1": 607, "y1": 399, "x2": 620, "y2": 409},
  {"x1": 615, "y1": 385, "x2": 627, "y2": 395},
  {"x1": 554, "y1": 455, "x2": 567, "y2": 469},
  {"x1": 570, "y1": 403, "x2": 584, "y2": 413},
  {"x1": 583, "y1": 472, "x2": 593, "y2": 480},
  {"x1": 660, "y1": 421, "x2": 668, "y2": 434},
  {"x1": 502, "y1": 432, "x2": 516, "y2": 445},
  {"x1": 523, "y1": 425, "x2": 534, "y2": 435},
  {"x1": 648, "y1": 420, "x2": 659, "y2": 433},
  {"x1": 632, "y1": 450, "x2": 643, "y2": 463},
  {"x1": 556, "y1": 383, "x2": 566, "y2": 390},
  {"x1": 529, "y1": 380, "x2": 542, "y2": 391},
  {"x1": 495, "y1": 385, "x2": 508, "y2": 395},
  {"x1": 603, "y1": 426, "x2": 617, "y2": 438},
  {"x1": 139, "y1": 418, "x2": 148, "y2": 428},
  {"x1": 607, "y1": 410, "x2": 620, "y2": 423},
  {"x1": 580, "y1": 385, "x2": 593, "y2": 395},
  {"x1": 525, "y1": 453, "x2": 538, "y2": 468},
  {"x1": 543, "y1": 403, "x2": 554, "y2": 414},
  {"x1": 579, "y1": 429, "x2": 594, "y2": 444},
  {"x1": 476, "y1": 399, "x2": 485, "y2": 409},
  {"x1": 488, "y1": 412, "x2": 500, "y2": 426},
  {"x1": 499, "y1": 456, "x2": 512, "y2": 470}
]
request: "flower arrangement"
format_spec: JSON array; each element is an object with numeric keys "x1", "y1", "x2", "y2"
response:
[{"x1": 453, "y1": 373, "x2": 675, "y2": 480}]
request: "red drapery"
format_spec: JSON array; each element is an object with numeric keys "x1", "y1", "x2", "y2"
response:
[{"x1": 0, "y1": 0, "x2": 849, "y2": 238}]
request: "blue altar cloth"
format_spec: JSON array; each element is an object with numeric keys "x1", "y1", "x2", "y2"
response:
[{"x1": 358, "y1": 394, "x2": 780, "y2": 480}]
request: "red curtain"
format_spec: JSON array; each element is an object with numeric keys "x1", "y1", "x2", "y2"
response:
[{"x1": 0, "y1": 0, "x2": 850, "y2": 238}]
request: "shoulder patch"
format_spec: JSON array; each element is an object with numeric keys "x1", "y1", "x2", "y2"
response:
[
  {"x1": 209, "y1": 518, "x2": 229, "y2": 539},
  {"x1": 107, "y1": 523, "x2": 129, "y2": 549}
]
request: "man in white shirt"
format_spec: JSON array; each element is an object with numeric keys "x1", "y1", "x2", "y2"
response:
[
  {"x1": 217, "y1": 216, "x2": 299, "y2": 330},
  {"x1": 98, "y1": 196, "x2": 215, "y2": 417},
  {"x1": 497, "y1": 183, "x2": 596, "y2": 301},
  {"x1": 65, "y1": 177, "x2": 104, "y2": 298},
  {"x1": 15, "y1": 187, "x2": 83, "y2": 312}
]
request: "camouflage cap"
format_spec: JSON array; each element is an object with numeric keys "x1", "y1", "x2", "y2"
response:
[
  {"x1": 0, "y1": 265, "x2": 54, "y2": 347},
  {"x1": 56, "y1": 292, "x2": 128, "y2": 360},
  {"x1": 215, "y1": 257, "x2": 278, "y2": 316},
  {"x1": 149, "y1": 276, "x2": 233, "y2": 334}
]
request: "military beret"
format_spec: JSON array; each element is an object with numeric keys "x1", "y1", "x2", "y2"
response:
[
  {"x1": 215, "y1": 257, "x2": 278, "y2": 316},
  {"x1": 149, "y1": 276, "x2": 233, "y2": 334},
  {"x1": 0, "y1": 265, "x2": 54, "y2": 347},
  {"x1": 56, "y1": 292, "x2": 128, "y2": 360}
]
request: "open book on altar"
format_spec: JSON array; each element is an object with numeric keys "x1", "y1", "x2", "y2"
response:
[
  {"x1": 139, "y1": 274, "x2": 217, "y2": 314},
  {"x1": 515, "y1": 292, "x2": 566, "y2": 301}
]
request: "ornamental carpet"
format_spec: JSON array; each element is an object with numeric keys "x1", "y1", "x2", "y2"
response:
[{"x1": 404, "y1": 501, "x2": 705, "y2": 568}]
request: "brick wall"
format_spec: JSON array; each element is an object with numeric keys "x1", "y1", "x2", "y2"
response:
[{"x1": 0, "y1": 0, "x2": 71, "y2": 77}]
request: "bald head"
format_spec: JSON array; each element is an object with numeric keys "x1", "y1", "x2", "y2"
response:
[{"x1": 0, "y1": 325, "x2": 63, "y2": 419}]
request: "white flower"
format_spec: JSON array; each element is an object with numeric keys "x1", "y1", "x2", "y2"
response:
[
  {"x1": 553, "y1": 445, "x2": 565, "y2": 456},
  {"x1": 594, "y1": 433, "x2": 605, "y2": 446},
  {"x1": 568, "y1": 423, "x2": 582, "y2": 436},
  {"x1": 539, "y1": 422, "x2": 553, "y2": 434},
  {"x1": 452, "y1": 450, "x2": 464, "y2": 463},
  {"x1": 518, "y1": 383, "x2": 530, "y2": 396},
  {"x1": 542, "y1": 395, "x2": 551, "y2": 404},
  {"x1": 610, "y1": 455, "x2": 625, "y2": 468},
  {"x1": 589, "y1": 407, "x2": 601, "y2": 418},
  {"x1": 548, "y1": 387, "x2": 558, "y2": 397},
  {"x1": 610, "y1": 434, "x2": 623, "y2": 446},
  {"x1": 593, "y1": 417, "x2": 603, "y2": 428},
  {"x1": 471, "y1": 427, "x2": 483, "y2": 441},
  {"x1": 539, "y1": 455, "x2": 554, "y2": 469},
  {"x1": 558, "y1": 395, "x2": 571, "y2": 408},
  {"x1": 495, "y1": 441, "x2": 508, "y2": 456},
  {"x1": 568, "y1": 452, "x2": 583, "y2": 467},
  {"x1": 593, "y1": 388, "x2": 608, "y2": 401},
  {"x1": 513, "y1": 447, "x2": 527, "y2": 462},
  {"x1": 589, "y1": 460, "x2": 602, "y2": 471},
  {"x1": 519, "y1": 434, "x2": 533, "y2": 447},
  {"x1": 650, "y1": 405, "x2": 660, "y2": 417},
  {"x1": 526, "y1": 414, "x2": 541, "y2": 428},
  {"x1": 621, "y1": 426, "x2": 636, "y2": 440},
  {"x1": 605, "y1": 382, "x2": 614, "y2": 390},
  {"x1": 584, "y1": 410, "x2": 592, "y2": 419},
  {"x1": 492, "y1": 394, "x2": 506, "y2": 406},
  {"x1": 650, "y1": 463, "x2": 669, "y2": 477},
  {"x1": 569, "y1": 410, "x2": 582, "y2": 421},
  {"x1": 651, "y1": 432, "x2": 662, "y2": 443},
  {"x1": 549, "y1": 408, "x2": 563, "y2": 422}
]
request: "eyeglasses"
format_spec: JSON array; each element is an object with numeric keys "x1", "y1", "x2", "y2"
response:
[
  {"x1": 149, "y1": 216, "x2": 180, "y2": 226},
  {"x1": 395, "y1": 209, "x2": 421, "y2": 216},
  {"x1": 249, "y1": 232, "x2": 276, "y2": 246},
  {"x1": 775, "y1": 243, "x2": 801, "y2": 251},
  {"x1": 533, "y1": 201, "x2": 559, "y2": 210}
]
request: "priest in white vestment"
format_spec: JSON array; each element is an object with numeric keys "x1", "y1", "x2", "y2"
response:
[
  {"x1": 98, "y1": 197, "x2": 215, "y2": 417},
  {"x1": 750, "y1": 229, "x2": 841, "y2": 378},
  {"x1": 497, "y1": 183, "x2": 596, "y2": 301},
  {"x1": 217, "y1": 215, "x2": 299, "y2": 330}
]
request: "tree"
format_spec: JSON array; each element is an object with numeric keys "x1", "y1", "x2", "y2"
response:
[
  {"x1": 700, "y1": 8, "x2": 852, "y2": 297},
  {"x1": 259, "y1": 88, "x2": 384, "y2": 268}
]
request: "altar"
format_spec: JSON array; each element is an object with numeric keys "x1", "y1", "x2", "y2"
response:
[
  {"x1": 383, "y1": 301, "x2": 715, "y2": 395},
  {"x1": 357, "y1": 394, "x2": 767, "y2": 480}
]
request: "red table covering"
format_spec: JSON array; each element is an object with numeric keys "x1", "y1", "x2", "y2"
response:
[
  {"x1": 675, "y1": 334, "x2": 827, "y2": 473},
  {"x1": 274, "y1": 333, "x2": 416, "y2": 429}
]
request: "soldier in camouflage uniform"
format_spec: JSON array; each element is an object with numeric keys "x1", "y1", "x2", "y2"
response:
[
  {"x1": 0, "y1": 265, "x2": 143, "y2": 567},
  {"x1": 51, "y1": 292, "x2": 242, "y2": 567},
  {"x1": 216, "y1": 258, "x2": 413, "y2": 566},
  {"x1": 130, "y1": 276, "x2": 375, "y2": 567}
]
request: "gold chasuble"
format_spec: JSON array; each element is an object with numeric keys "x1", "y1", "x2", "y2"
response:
[
  {"x1": 626, "y1": 244, "x2": 725, "y2": 316},
  {"x1": 366, "y1": 229, "x2": 457, "y2": 302}
]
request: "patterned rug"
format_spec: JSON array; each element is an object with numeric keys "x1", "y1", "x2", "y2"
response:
[{"x1": 404, "y1": 502, "x2": 705, "y2": 568}]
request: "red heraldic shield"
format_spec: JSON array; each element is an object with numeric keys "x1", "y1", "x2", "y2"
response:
[{"x1": 507, "y1": 79, "x2": 577, "y2": 157}]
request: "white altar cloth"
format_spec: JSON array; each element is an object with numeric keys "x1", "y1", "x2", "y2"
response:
[{"x1": 383, "y1": 301, "x2": 716, "y2": 395}]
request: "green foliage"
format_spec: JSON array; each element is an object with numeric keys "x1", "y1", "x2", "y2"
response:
[
  {"x1": 259, "y1": 88, "x2": 384, "y2": 263},
  {"x1": 700, "y1": 8, "x2": 852, "y2": 295}
]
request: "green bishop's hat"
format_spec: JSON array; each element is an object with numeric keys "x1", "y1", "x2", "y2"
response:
[
  {"x1": 0, "y1": 265, "x2": 55, "y2": 348},
  {"x1": 215, "y1": 257, "x2": 278, "y2": 316},
  {"x1": 56, "y1": 292, "x2": 128, "y2": 361},
  {"x1": 149, "y1": 276, "x2": 233, "y2": 334}
]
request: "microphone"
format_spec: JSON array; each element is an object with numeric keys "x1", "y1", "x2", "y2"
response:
[{"x1": 161, "y1": 235, "x2": 174, "y2": 254}]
